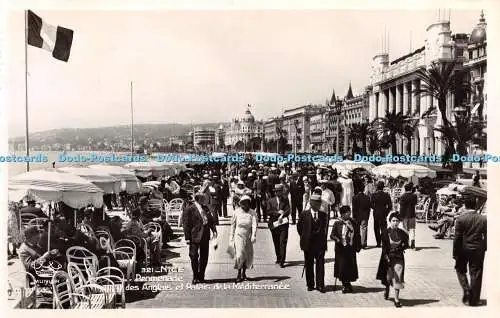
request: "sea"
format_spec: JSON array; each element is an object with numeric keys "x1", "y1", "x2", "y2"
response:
[{"x1": 6, "y1": 151, "x2": 135, "y2": 177}]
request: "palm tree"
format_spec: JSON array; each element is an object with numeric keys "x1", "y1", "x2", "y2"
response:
[
  {"x1": 350, "y1": 122, "x2": 370, "y2": 155},
  {"x1": 401, "y1": 119, "x2": 419, "y2": 155},
  {"x1": 371, "y1": 111, "x2": 409, "y2": 155},
  {"x1": 415, "y1": 60, "x2": 470, "y2": 128},
  {"x1": 434, "y1": 113, "x2": 483, "y2": 172}
]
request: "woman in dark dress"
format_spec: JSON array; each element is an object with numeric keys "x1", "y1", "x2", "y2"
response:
[
  {"x1": 331, "y1": 205, "x2": 361, "y2": 293},
  {"x1": 376, "y1": 211, "x2": 409, "y2": 307}
]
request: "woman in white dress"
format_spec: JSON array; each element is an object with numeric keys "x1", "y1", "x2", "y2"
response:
[{"x1": 229, "y1": 195, "x2": 257, "y2": 283}]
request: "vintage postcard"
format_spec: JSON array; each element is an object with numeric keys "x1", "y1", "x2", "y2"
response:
[{"x1": 1, "y1": 0, "x2": 496, "y2": 315}]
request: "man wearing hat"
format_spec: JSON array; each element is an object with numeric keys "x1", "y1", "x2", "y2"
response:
[
  {"x1": 267, "y1": 167, "x2": 279, "y2": 197},
  {"x1": 210, "y1": 175, "x2": 223, "y2": 220},
  {"x1": 18, "y1": 226, "x2": 60, "y2": 277},
  {"x1": 371, "y1": 181, "x2": 393, "y2": 247},
  {"x1": 297, "y1": 194, "x2": 328, "y2": 292},
  {"x1": 289, "y1": 171, "x2": 305, "y2": 225},
  {"x1": 329, "y1": 172, "x2": 343, "y2": 218},
  {"x1": 253, "y1": 172, "x2": 267, "y2": 222},
  {"x1": 352, "y1": 180, "x2": 371, "y2": 249},
  {"x1": 182, "y1": 190, "x2": 218, "y2": 284},
  {"x1": 266, "y1": 183, "x2": 291, "y2": 267}
]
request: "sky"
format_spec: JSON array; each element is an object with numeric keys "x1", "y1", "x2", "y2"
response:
[{"x1": 6, "y1": 8, "x2": 485, "y2": 137}]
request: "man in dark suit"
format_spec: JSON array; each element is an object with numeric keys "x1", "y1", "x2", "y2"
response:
[
  {"x1": 253, "y1": 172, "x2": 266, "y2": 222},
  {"x1": 352, "y1": 181, "x2": 371, "y2": 249},
  {"x1": 329, "y1": 173, "x2": 343, "y2": 218},
  {"x1": 399, "y1": 182, "x2": 418, "y2": 249},
  {"x1": 289, "y1": 171, "x2": 305, "y2": 225},
  {"x1": 267, "y1": 167, "x2": 279, "y2": 197},
  {"x1": 266, "y1": 184, "x2": 290, "y2": 267},
  {"x1": 297, "y1": 194, "x2": 328, "y2": 292},
  {"x1": 211, "y1": 175, "x2": 223, "y2": 219},
  {"x1": 220, "y1": 173, "x2": 230, "y2": 218},
  {"x1": 182, "y1": 192, "x2": 218, "y2": 284},
  {"x1": 453, "y1": 196, "x2": 487, "y2": 306},
  {"x1": 371, "y1": 181, "x2": 392, "y2": 247}
]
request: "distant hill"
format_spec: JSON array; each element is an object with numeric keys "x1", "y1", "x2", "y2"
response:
[{"x1": 8, "y1": 123, "x2": 228, "y2": 146}]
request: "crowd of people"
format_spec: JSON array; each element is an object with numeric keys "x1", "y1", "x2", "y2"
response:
[{"x1": 7, "y1": 158, "x2": 487, "y2": 308}]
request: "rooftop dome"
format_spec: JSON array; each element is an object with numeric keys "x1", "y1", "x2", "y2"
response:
[
  {"x1": 470, "y1": 10, "x2": 486, "y2": 44},
  {"x1": 242, "y1": 109, "x2": 255, "y2": 122}
]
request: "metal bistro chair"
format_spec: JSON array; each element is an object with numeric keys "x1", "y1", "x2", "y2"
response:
[
  {"x1": 51, "y1": 270, "x2": 106, "y2": 309},
  {"x1": 66, "y1": 246, "x2": 100, "y2": 281},
  {"x1": 127, "y1": 234, "x2": 150, "y2": 267},
  {"x1": 415, "y1": 197, "x2": 431, "y2": 223},
  {"x1": 67, "y1": 262, "x2": 117, "y2": 308},
  {"x1": 27, "y1": 217, "x2": 49, "y2": 230},
  {"x1": 20, "y1": 213, "x2": 42, "y2": 230},
  {"x1": 167, "y1": 198, "x2": 184, "y2": 228},
  {"x1": 114, "y1": 239, "x2": 137, "y2": 284}
]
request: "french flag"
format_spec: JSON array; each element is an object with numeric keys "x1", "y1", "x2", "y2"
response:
[{"x1": 27, "y1": 10, "x2": 74, "y2": 62}]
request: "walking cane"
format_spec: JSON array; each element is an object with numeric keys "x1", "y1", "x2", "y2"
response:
[{"x1": 301, "y1": 264, "x2": 305, "y2": 278}]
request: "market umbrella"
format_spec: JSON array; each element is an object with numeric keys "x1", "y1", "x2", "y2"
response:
[
  {"x1": 88, "y1": 164, "x2": 142, "y2": 194},
  {"x1": 124, "y1": 161, "x2": 168, "y2": 178},
  {"x1": 9, "y1": 169, "x2": 105, "y2": 251},
  {"x1": 57, "y1": 167, "x2": 121, "y2": 194},
  {"x1": 9, "y1": 169, "x2": 104, "y2": 208},
  {"x1": 331, "y1": 160, "x2": 375, "y2": 171},
  {"x1": 371, "y1": 163, "x2": 437, "y2": 178}
]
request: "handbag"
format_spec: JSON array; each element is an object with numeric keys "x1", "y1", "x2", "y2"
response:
[{"x1": 226, "y1": 241, "x2": 235, "y2": 258}]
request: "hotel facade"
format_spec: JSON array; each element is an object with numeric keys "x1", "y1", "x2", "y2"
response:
[{"x1": 368, "y1": 11, "x2": 487, "y2": 156}]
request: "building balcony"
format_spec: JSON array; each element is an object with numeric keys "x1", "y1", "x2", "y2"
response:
[{"x1": 463, "y1": 55, "x2": 487, "y2": 67}]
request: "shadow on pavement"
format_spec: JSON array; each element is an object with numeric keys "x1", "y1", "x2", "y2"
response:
[
  {"x1": 414, "y1": 246, "x2": 440, "y2": 251},
  {"x1": 161, "y1": 249, "x2": 181, "y2": 260},
  {"x1": 285, "y1": 258, "x2": 335, "y2": 267},
  {"x1": 324, "y1": 285, "x2": 342, "y2": 293},
  {"x1": 399, "y1": 298, "x2": 440, "y2": 306},
  {"x1": 351, "y1": 286, "x2": 386, "y2": 293},
  {"x1": 127, "y1": 288, "x2": 161, "y2": 303},
  {"x1": 247, "y1": 275, "x2": 290, "y2": 282},
  {"x1": 206, "y1": 276, "x2": 290, "y2": 284}
]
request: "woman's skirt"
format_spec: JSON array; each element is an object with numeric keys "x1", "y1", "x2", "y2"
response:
[
  {"x1": 234, "y1": 234, "x2": 254, "y2": 270},
  {"x1": 387, "y1": 258, "x2": 405, "y2": 289}
]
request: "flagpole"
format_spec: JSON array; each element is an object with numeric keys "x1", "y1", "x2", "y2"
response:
[
  {"x1": 24, "y1": 10, "x2": 30, "y2": 172},
  {"x1": 130, "y1": 81, "x2": 134, "y2": 155}
]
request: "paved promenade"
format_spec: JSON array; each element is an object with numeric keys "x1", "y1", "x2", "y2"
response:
[
  {"x1": 126, "y1": 206, "x2": 488, "y2": 308},
  {"x1": 7, "y1": 204, "x2": 487, "y2": 308}
]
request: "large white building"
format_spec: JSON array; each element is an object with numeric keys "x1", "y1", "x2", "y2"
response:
[
  {"x1": 368, "y1": 11, "x2": 487, "y2": 156},
  {"x1": 224, "y1": 107, "x2": 264, "y2": 151}
]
